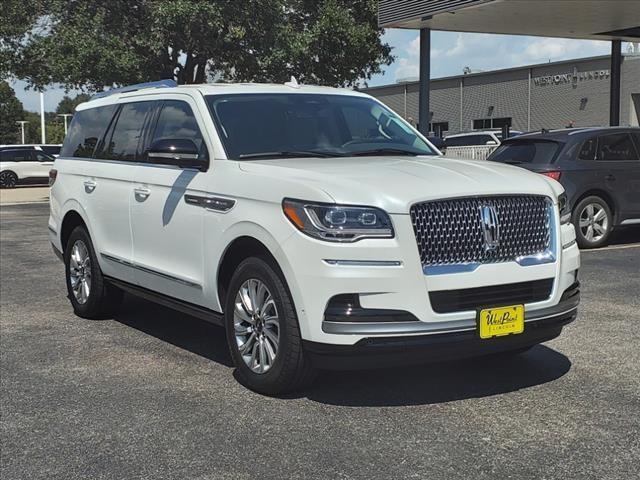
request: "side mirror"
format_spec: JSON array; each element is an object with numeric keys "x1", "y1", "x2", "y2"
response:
[
  {"x1": 148, "y1": 138, "x2": 206, "y2": 170},
  {"x1": 486, "y1": 140, "x2": 498, "y2": 146}
]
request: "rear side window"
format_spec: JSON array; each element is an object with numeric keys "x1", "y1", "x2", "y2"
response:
[
  {"x1": 60, "y1": 105, "x2": 117, "y2": 158},
  {"x1": 151, "y1": 100, "x2": 204, "y2": 150},
  {"x1": 578, "y1": 138, "x2": 597, "y2": 160},
  {"x1": 631, "y1": 132, "x2": 640, "y2": 156},
  {"x1": 597, "y1": 133, "x2": 638, "y2": 161},
  {"x1": 0, "y1": 150, "x2": 32, "y2": 162},
  {"x1": 99, "y1": 101, "x2": 155, "y2": 161},
  {"x1": 489, "y1": 140, "x2": 562, "y2": 165}
]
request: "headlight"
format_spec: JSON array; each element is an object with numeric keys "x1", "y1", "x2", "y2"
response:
[
  {"x1": 282, "y1": 199, "x2": 394, "y2": 242},
  {"x1": 558, "y1": 193, "x2": 571, "y2": 225}
]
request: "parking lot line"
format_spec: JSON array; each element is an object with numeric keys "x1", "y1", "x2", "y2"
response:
[{"x1": 581, "y1": 243, "x2": 640, "y2": 252}]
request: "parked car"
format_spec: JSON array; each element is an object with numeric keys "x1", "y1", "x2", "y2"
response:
[
  {"x1": 426, "y1": 135, "x2": 445, "y2": 150},
  {"x1": 487, "y1": 127, "x2": 640, "y2": 249},
  {"x1": 0, "y1": 144, "x2": 62, "y2": 158},
  {"x1": 0, "y1": 148, "x2": 55, "y2": 188},
  {"x1": 48, "y1": 80, "x2": 580, "y2": 394},
  {"x1": 444, "y1": 129, "x2": 523, "y2": 148}
]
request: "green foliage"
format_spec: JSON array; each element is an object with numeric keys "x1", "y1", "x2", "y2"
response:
[
  {"x1": 1, "y1": 0, "x2": 393, "y2": 91},
  {"x1": 0, "y1": 81, "x2": 25, "y2": 143},
  {"x1": 56, "y1": 94, "x2": 92, "y2": 114}
]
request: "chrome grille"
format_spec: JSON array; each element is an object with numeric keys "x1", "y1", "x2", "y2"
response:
[{"x1": 410, "y1": 195, "x2": 551, "y2": 266}]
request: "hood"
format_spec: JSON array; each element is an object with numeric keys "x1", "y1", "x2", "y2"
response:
[{"x1": 238, "y1": 155, "x2": 562, "y2": 214}]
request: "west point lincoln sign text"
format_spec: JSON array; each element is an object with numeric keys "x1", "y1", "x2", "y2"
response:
[{"x1": 534, "y1": 67, "x2": 610, "y2": 87}]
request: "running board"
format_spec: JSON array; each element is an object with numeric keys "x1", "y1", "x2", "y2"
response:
[{"x1": 104, "y1": 276, "x2": 224, "y2": 327}]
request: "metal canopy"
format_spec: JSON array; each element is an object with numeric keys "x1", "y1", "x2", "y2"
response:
[{"x1": 379, "y1": 0, "x2": 640, "y2": 42}]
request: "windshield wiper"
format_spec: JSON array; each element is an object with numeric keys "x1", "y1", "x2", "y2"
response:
[
  {"x1": 350, "y1": 148, "x2": 421, "y2": 157},
  {"x1": 238, "y1": 150, "x2": 345, "y2": 160}
]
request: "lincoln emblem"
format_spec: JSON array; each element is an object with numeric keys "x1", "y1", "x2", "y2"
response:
[{"x1": 480, "y1": 205, "x2": 500, "y2": 251}]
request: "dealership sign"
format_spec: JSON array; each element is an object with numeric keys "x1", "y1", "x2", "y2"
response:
[{"x1": 534, "y1": 67, "x2": 610, "y2": 87}]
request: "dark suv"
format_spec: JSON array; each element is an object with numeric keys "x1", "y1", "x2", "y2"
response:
[{"x1": 487, "y1": 127, "x2": 640, "y2": 248}]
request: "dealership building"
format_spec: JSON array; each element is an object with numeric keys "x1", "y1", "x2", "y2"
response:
[{"x1": 363, "y1": 53, "x2": 640, "y2": 137}]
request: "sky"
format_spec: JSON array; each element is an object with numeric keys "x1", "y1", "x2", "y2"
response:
[{"x1": 10, "y1": 30, "x2": 621, "y2": 112}]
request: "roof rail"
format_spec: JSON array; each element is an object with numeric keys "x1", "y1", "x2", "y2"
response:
[{"x1": 91, "y1": 79, "x2": 177, "y2": 100}]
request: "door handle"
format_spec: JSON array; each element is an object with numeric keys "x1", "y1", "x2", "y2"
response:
[
  {"x1": 83, "y1": 180, "x2": 97, "y2": 193},
  {"x1": 133, "y1": 187, "x2": 151, "y2": 200},
  {"x1": 605, "y1": 174, "x2": 616, "y2": 181}
]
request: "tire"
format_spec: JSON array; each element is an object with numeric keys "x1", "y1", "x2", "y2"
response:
[
  {"x1": 0, "y1": 171, "x2": 18, "y2": 189},
  {"x1": 572, "y1": 195, "x2": 613, "y2": 249},
  {"x1": 224, "y1": 256, "x2": 316, "y2": 395},
  {"x1": 64, "y1": 226, "x2": 123, "y2": 319}
]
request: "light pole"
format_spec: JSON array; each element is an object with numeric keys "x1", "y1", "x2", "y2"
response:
[
  {"x1": 40, "y1": 91, "x2": 46, "y2": 144},
  {"x1": 16, "y1": 121, "x2": 29, "y2": 144},
  {"x1": 57, "y1": 114, "x2": 73, "y2": 135}
]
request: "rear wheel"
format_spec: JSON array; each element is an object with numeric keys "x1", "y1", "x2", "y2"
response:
[
  {"x1": 64, "y1": 226, "x2": 123, "y2": 318},
  {"x1": 572, "y1": 195, "x2": 612, "y2": 249},
  {"x1": 224, "y1": 256, "x2": 316, "y2": 395},
  {"x1": 0, "y1": 171, "x2": 18, "y2": 188}
]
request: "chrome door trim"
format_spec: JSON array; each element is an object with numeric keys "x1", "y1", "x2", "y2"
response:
[
  {"x1": 184, "y1": 194, "x2": 236, "y2": 212},
  {"x1": 101, "y1": 253, "x2": 202, "y2": 289}
]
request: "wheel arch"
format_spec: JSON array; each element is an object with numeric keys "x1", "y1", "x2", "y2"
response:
[
  {"x1": 573, "y1": 189, "x2": 618, "y2": 225},
  {"x1": 59, "y1": 201, "x2": 93, "y2": 254},
  {"x1": 213, "y1": 224, "x2": 307, "y2": 336}
]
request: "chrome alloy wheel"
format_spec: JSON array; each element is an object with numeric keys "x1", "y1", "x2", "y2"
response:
[
  {"x1": 579, "y1": 203, "x2": 609, "y2": 243},
  {"x1": 233, "y1": 278, "x2": 280, "y2": 374},
  {"x1": 69, "y1": 240, "x2": 92, "y2": 304}
]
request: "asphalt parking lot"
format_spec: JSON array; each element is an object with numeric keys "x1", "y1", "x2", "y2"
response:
[{"x1": 1, "y1": 202, "x2": 639, "y2": 480}]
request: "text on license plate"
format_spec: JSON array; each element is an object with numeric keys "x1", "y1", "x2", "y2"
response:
[{"x1": 478, "y1": 305, "x2": 524, "y2": 339}]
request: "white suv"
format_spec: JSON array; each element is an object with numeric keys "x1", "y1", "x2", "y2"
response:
[{"x1": 49, "y1": 80, "x2": 580, "y2": 394}]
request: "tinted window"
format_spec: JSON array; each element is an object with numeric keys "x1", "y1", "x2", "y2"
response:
[
  {"x1": 597, "y1": 133, "x2": 638, "y2": 161},
  {"x1": 578, "y1": 138, "x2": 596, "y2": 160},
  {"x1": 152, "y1": 100, "x2": 203, "y2": 150},
  {"x1": 99, "y1": 102, "x2": 154, "y2": 161},
  {"x1": 631, "y1": 132, "x2": 640, "y2": 154},
  {"x1": 34, "y1": 152, "x2": 53, "y2": 161},
  {"x1": 206, "y1": 94, "x2": 436, "y2": 159},
  {"x1": 0, "y1": 150, "x2": 32, "y2": 162},
  {"x1": 60, "y1": 105, "x2": 117, "y2": 158},
  {"x1": 40, "y1": 146, "x2": 61, "y2": 156},
  {"x1": 488, "y1": 140, "x2": 562, "y2": 165},
  {"x1": 445, "y1": 135, "x2": 494, "y2": 147}
]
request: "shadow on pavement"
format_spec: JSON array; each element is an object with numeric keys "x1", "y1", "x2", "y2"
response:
[
  {"x1": 608, "y1": 225, "x2": 640, "y2": 246},
  {"x1": 299, "y1": 345, "x2": 571, "y2": 406},
  {"x1": 114, "y1": 295, "x2": 233, "y2": 367},
  {"x1": 114, "y1": 295, "x2": 571, "y2": 406}
]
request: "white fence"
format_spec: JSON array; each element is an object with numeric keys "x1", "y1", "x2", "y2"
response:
[{"x1": 443, "y1": 145, "x2": 498, "y2": 161}]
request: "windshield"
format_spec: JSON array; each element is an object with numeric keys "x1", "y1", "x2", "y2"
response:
[
  {"x1": 205, "y1": 93, "x2": 437, "y2": 160},
  {"x1": 488, "y1": 140, "x2": 563, "y2": 165}
]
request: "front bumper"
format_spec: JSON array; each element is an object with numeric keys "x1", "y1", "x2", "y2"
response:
[
  {"x1": 305, "y1": 283, "x2": 579, "y2": 369},
  {"x1": 280, "y1": 213, "x2": 580, "y2": 346}
]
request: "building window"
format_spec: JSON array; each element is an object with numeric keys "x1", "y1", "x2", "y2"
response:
[
  {"x1": 429, "y1": 122, "x2": 449, "y2": 137},
  {"x1": 473, "y1": 117, "x2": 512, "y2": 130}
]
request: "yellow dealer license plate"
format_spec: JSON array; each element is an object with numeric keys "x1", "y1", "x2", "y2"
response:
[{"x1": 478, "y1": 305, "x2": 524, "y2": 339}]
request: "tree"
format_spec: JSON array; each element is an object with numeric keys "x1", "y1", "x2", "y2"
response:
[
  {"x1": 0, "y1": 81, "x2": 26, "y2": 143},
  {"x1": 56, "y1": 94, "x2": 91, "y2": 114},
  {"x1": 1, "y1": 0, "x2": 392, "y2": 91}
]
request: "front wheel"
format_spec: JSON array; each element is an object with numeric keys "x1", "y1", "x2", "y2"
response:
[
  {"x1": 572, "y1": 196, "x2": 612, "y2": 249},
  {"x1": 224, "y1": 256, "x2": 316, "y2": 395}
]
